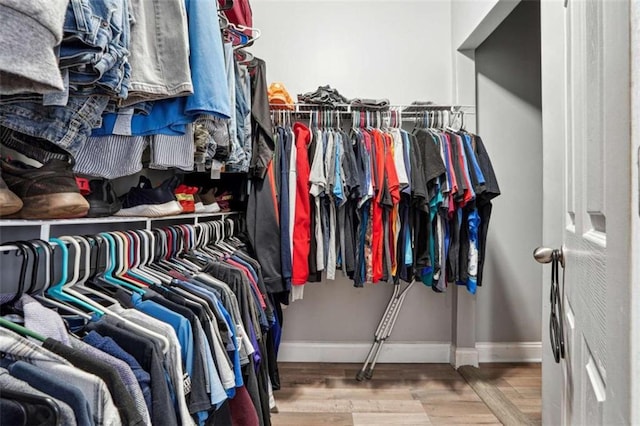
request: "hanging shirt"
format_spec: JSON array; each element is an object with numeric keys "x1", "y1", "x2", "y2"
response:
[
  {"x1": 0, "y1": 328, "x2": 123, "y2": 426},
  {"x1": 288, "y1": 127, "x2": 297, "y2": 264},
  {"x1": 391, "y1": 128, "x2": 409, "y2": 189},
  {"x1": 277, "y1": 127, "x2": 292, "y2": 288},
  {"x1": 291, "y1": 122, "x2": 312, "y2": 285},
  {"x1": 309, "y1": 128, "x2": 326, "y2": 272}
]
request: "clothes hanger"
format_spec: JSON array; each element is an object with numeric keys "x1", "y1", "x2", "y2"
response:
[
  {"x1": 2, "y1": 242, "x2": 30, "y2": 308},
  {"x1": 62, "y1": 233, "x2": 171, "y2": 354},
  {"x1": 225, "y1": 21, "x2": 250, "y2": 45},
  {"x1": 146, "y1": 229, "x2": 175, "y2": 276},
  {"x1": 97, "y1": 233, "x2": 146, "y2": 294},
  {"x1": 27, "y1": 240, "x2": 51, "y2": 296},
  {"x1": 226, "y1": 218, "x2": 243, "y2": 245},
  {"x1": 445, "y1": 108, "x2": 463, "y2": 133},
  {"x1": 232, "y1": 23, "x2": 261, "y2": 51},
  {"x1": 112, "y1": 231, "x2": 158, "y2": 286},
  {"x1": 21, "y1": 240, "x2": 41, "y2": 295},
  {"x1": 190, "y1": 224, "x2": 212, "y2": 259},
  {"x1": 25, "y1": 239, "x2": 93, "y2": 320},
  {"x1": 174, "y1": 225, "x2": 209, "y2": 270},
  {"x1": 135, "y1": 230, "x2": 173, "y2": 284},
  {"x1": 234, "y1": 48, "x2": 254, "y2": 65},
  {"x1": 218, "y1": 7, "x2": 231, "y2": 30},
  {"x1": 150, "y1": 228, "x2": 191, "y2": 275},
  {"x1": 70, "y1": 236, "x2": 122, "y2": 307},
  {"x1": 125, "y1": 231, "x2": 164, "y2": 285},
  {"x1": 46, "y1": 236, "x2": 106, "y2": 316},
  {"x1": 168, "y1": 226, "x2": 201, "y2": 272},
  {"x1": 24, "y1": 239, "x2": 77, "y2": 312},
  {"x1": 1, "y1": 388, "x2": 61, "y2": 425},
  {"x1": 213, "y1": 221, "x2": 236, "y2": 254},
  {"x1": 0, "y1": 316, "x2": 46, "y2": 341},
  {"x1": 83, "y1": 234, "x2": 131, "y2": 297},
  {"x1": 197, "y1": 222, "x2": 225, "y2": 259},
  {"x1": 218, "y1": 0, "x2": 234, "y2": 11}
]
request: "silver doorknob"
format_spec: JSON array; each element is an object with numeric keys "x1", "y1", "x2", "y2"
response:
[{"x1": 533, "y1": 246, "x2": 564, "y2": 267}]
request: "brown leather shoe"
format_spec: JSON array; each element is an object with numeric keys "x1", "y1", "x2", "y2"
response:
[
  {"x1": 1, "y1": 158, "x2": 89, "y2": 219},
  {"x1": 0, "y1": 174, "x2": 22, "y2": 216}
]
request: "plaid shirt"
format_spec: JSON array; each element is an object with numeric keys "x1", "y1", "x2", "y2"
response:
[{"x1": 0, "y1": 328, "x2": 122, "y2": 426}]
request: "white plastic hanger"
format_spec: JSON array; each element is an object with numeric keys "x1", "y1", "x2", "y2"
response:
[
  {"x1": 60, "y1": 235, "x2": 171, "y2": 354},
  {"x1": 70, "y1": 236, "x2": 121, "y2": 306},
  {"x1": 127, "y1": 231, "x2": 166, "y2": 284},
  {"x1": 135, "y1": 230, "x2": 173, "y2": 284}
]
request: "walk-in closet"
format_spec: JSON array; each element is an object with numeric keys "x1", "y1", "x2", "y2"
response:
[{"x1": 1, "y1": 0, "x2": 637, "y2": 425}]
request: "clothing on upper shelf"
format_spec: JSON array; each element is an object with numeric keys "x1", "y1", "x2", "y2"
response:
[
  {"x1": 0, "y1": 0, "x2": 261, "y2": 179},
  {"x1": 297, "y1": 85, "x2": 350, "y2": 107},
  {"x1": 0, "y1": 0, "x2": 68, "y2": 95},
  {"x1": 267, "y1": 111, "x2": 499, "y2": 297}
]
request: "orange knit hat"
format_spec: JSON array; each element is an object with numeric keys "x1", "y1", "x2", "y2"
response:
[{"x1": 268, "y1": 82, "x2": 294, "y2": 110}]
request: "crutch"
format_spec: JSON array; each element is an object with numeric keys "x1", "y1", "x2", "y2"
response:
[{"x1": 356, "y1": 279, "x2": 416, "y2": 381}]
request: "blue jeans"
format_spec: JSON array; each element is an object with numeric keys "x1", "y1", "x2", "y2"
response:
[
  {"x1": 60, "y1": 0, "x2": 131, "y2": 98},
  {"x1": 0, "y1": 95, "x2": 109, "y2": 156}
]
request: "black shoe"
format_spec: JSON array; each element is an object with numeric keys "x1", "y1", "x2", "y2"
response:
[
  {"x1": 0, "y1": 158, "x2": 89, "y2": 219},
  {"x1": 115, "y1": 176, "x2": 182, "y2": 217},
  {"x1": 84, "y1": 178, "x2": 122, "y2": 218}
]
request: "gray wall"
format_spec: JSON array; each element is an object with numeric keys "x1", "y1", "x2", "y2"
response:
[
  {"x1": 474, "y1": 0, "x2": 542, "y2": 342},
  {"x1": 250, "y1": 0, "x2": 455, "y2": 344}
]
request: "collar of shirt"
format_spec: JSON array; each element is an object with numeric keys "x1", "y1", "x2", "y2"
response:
[{"x1": 0, "y1": 328, "x2": 71, "y2": 366}]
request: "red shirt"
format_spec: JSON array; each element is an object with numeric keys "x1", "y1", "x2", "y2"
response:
[
  {"x1": 371, "y1": 130, "x2": 386, "y2": 283},
  {"x1": 291, "y1": 123, "x2": 312, "y2": 285}
]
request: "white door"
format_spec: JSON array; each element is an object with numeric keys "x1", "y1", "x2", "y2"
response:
[{"x1": 540, "y1": 0, "x2": 633, "y2": 425}]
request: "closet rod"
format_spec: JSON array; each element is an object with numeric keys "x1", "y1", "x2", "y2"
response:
[
  {"x1": 269, "y1": 104, "x2": 476, "y2": 117},
  {"x1": 270, "y1": 111, "x2": 477, "y2": 117},
  {"x1": 270, "y1": 103, "x2": 475, "y2": 114},
  {"x1": 0, "y1": 242, "x2": 61, "y2": 253}
]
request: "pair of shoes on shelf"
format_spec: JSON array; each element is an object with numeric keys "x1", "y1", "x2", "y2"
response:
[
  {"x1": 175, "y1": 184, "x2": 198, "y2": 214},
  {"x1": 116, "y1": 176, "x2": 183, "y2": 217},
  {"x1": 0, "y1": 128, "x2": 89, "y2": 219},
  {"x1": 196, "y1": 188, "x2": 221, "y2": 213},
  {"x1": 214, "y1": 190, "x2": 233, "y2": 212},
  {"x1": 76, "y1": 177, "x2": 122, "y2": 218},
  {"x1": 174, "y1": 183, "x2": 223, "y2": 214},
  {"x1": 174, "y1": 184, "x2": 226, "y2": 214},
  {"x1": 118, "y1": 177, "x2": 224, "y2": 218}
]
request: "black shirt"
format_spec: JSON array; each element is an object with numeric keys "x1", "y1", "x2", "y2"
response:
[{"x1": 86, "y1": 318, "x2": 179, "y2": 426}]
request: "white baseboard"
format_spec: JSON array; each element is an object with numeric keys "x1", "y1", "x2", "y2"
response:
[
  {"x1": 476, "y1": 341, "x2": 542, "y2": 363},
  {"x1": 278, "y1": 341, "x2": 451, "y2": 363},
  {"x1": 450, "y1": 346, "x2": 479, "y2": 368},
  {"x1": 277, "y1": 341, "x2": 542, "y2": 364}
]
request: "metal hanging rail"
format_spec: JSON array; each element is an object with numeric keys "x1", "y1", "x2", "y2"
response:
[{"x1": 269, "y1": 103, "x2": 476, "y2": 116}]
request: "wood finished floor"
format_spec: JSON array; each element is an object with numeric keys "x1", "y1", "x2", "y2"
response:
[{"x1": 272, "y1": 362, "x2": 541, "y2": 426}]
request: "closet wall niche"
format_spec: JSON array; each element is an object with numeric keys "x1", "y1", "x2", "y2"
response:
[{"x1": 250, "y1": 0, "x2": 458, "y2": 349}]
